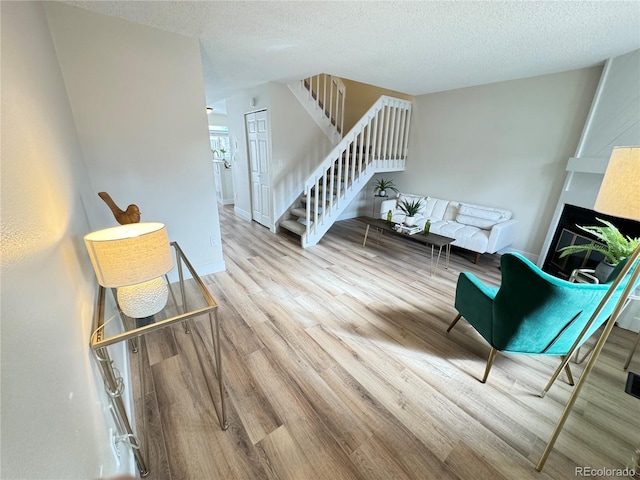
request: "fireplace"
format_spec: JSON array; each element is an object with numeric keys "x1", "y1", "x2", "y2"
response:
[{"x1": 542, "y1": 204, "x2": 640, "y2": 280}]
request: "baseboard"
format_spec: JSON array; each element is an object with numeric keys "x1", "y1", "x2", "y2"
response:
[
  {"x1": 234, "y1": 206, "x2": 252, "y2": 221},
  {"x1": 337, "y1": 211, "x2": 358, "y2": 221},
  {"x1": 196, "y1": 260, "x2": 227, "y2": 276},
  {"x1": 166, "y1": 260, "x2": 226, "y2": 282}
]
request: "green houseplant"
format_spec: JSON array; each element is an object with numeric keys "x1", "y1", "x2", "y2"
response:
[
  {"x1": 559, "y1": 218, "x2": 639, "y2": 282},
  {"x1": 374, "y1": 178, "x2": 398, "y2": 197},
  {"x1": 399, "y1": 198, "x2": 423, "y2": 226}
]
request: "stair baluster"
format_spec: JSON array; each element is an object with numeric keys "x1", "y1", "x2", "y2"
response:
[{"x1": 281, "y1": 95, "x2": 412, "y2": 247}]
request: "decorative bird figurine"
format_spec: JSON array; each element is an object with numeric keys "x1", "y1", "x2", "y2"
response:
[{"x1": 98, "y1": 191, "x2": 141, "y2": 224}]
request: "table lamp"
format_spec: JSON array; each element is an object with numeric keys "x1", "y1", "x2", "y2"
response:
[
  {"x1": 84, "y1": 222, "x2": 174, "y2": 318},
  {"x1": 537, "y1": 146, "x2": 640, "y2": 471}
]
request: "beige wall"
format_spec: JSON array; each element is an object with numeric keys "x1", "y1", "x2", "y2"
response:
[
  {"x1": 342, "y1": 78, "x2": 414, "y2": 133},
  {"x1": 2, "y1": 3, "x2": 230, "y2": 477},
  {"x1": 1, "y1": 2, "x2": 127, "y2": 477},
  {"x1": 397, "y1": 67, "x2": 602, "y2": 259},
  {"x1": 45, "y1": 3, "x2": 224, "y2": 275}
]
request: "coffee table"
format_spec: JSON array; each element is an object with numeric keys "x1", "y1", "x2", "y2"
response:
[{"x1": 363, "y1": 219, "x2": 454, "y2": 277}]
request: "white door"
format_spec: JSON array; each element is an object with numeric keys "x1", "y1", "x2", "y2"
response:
[{"x1": 245, "y1": 110, "x2": 271, "y2": 228}]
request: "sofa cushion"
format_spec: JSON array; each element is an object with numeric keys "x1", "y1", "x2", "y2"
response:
[
  {"x1": 456, "y1": 203, "x2": 510, "y2": 229},
  {"x1": 459, "y1": 204, "x2": 503, "y2": 221},
  {"x1": 456, "y1": 214, "x2": 497, "y2": 229},
  {"x1": 429, "y1": 198, "x2": 450, "y2": 221}
]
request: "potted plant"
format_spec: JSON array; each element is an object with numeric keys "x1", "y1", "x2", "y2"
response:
[
  {"x1": 374, "y1": 178, "x2": 398, "y2": 197},
  {"x1": 399, "y1": 198, "x2": 423, "y2": 226},
  {"x1": 559, "y1": 218, "x2": 639, "y2": 282}
]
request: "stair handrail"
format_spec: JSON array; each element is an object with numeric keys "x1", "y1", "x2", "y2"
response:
[
  {"x1": 304, "y1": 74, "x2": 346, "y2": 138},
  {"x1": 298, "y1": 95, "x2": 412, "y2": 246},
  {"x1": 304, "y1": 95, "x2": 411, "y2": 193}
]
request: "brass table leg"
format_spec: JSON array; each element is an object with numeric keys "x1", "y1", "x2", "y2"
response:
[
  {"x1": 430, "y1": 244, "x2": 435, "y2": 276},
  {"x1": 96, "y1": 347, "x2": 149, "y2": 477},
  {"x1": 434, "y1": 245, "x2": 444, "y2": 275},
  {"x1": 363, "y1": 224, "x2": 370, "y2": 247}
]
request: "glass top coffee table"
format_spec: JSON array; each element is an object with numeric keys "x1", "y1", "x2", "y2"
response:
[{"x1": 363, "y1": 219, "x2": 455, "y2": 277}]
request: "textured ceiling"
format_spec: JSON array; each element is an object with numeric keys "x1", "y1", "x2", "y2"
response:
[{"x1": 62, "y1": 1, "x2": 640, "y2": 106}]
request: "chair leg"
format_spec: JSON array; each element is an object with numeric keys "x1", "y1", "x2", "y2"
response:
[
  {"x1": 474, "y1": 252, "x2": 481, "y2": 264},
  {"x1": 540, "y1": 356, "x2": 575, "y2": 398},
  {"x1": 482, "y1": 348, "x2": 498, "y2": 383},
  {"x1": 562, "y1": 356, "x2": 575, "y2": 386},
  {"x1": 447, "y1": 313, "x2": 462, "y2": 332}
]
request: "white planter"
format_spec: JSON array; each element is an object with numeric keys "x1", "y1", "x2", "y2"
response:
[{"x1": 404, "y1": 216, "x2": 416, "y2": 226}]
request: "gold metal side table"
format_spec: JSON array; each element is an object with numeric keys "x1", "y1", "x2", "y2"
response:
[{"x1": 90, "y1": 242, "x2": 227, "y2": 477}]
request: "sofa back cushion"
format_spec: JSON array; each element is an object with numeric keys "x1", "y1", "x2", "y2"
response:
[
  {"x1": 423, "y1": 197, "x2": 449, "y2": 220},
  {"x1": 455, "y1": 203, "x2": 512, "y2": 229}
]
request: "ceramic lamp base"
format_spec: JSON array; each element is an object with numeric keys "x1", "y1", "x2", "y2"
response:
[{"x1": 117, "y1": 276, "x2": 168, "y2": 318}]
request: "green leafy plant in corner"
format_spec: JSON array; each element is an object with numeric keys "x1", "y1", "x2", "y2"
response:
[
  {"x1": 399, "y1": 198, "x2": 423, "y2": 218},
  {"x1": 373, "y1": 178, "x2": 398, "y2": 195},
  {"x1": 558, "y1": 218, "x2": 640, "y2": 265}
]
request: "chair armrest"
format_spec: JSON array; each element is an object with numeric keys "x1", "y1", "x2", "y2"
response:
[
  {"x1": 454, "y1": 272, "x2": 498, "y2": 342},
  {"x1": 486, "y1": 219, "x2": 518, "y2": 253},
  {"x1": 379, "y1": 199, "x2": 398, "y2": 218}
]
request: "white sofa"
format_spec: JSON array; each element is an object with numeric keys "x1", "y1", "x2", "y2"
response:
[{"x1": 380, "y1": 193, "x2": 518, "y2": 262}]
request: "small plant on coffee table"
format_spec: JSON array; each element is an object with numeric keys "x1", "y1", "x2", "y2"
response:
[
  {"x1": 399, "y1": 198, "x2": 422, "y2": 217},
  {"x1": 399, "y1": 198, "x2": 423, "y2": 227}
]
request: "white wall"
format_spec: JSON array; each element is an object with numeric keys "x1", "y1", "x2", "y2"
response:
[
  {"x1": 226, "y1": 82, "x2": 332, "y2": 227},
  {"x1": 268, "y1": 83, "x2": 333, "y2": 222},
  {"x1": 208, "y1": 113, "x2": 228, "y2": 127},
  {"x1": 539, "y1": 49, "x2": 640, "y2": 332},
  {"x1": 399, "y1": 67, "x2": 602, "y2": 260},
  {"x1": 1, "y1": 2, "x2": 129, "y2": 478},
  {"x1": 45, "y1": 2, "x2": 224, "y2": 275}
]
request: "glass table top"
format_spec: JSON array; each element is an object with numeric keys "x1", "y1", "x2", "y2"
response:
[{"x1": 90, "y1": 242, "x2": 218, "y2": 350}]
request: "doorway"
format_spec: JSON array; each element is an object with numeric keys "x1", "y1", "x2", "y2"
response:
[
  {"x1": 209, "y1": 126, "x2": 235, "y2": 205},
  {"x1": 245, "y1": 110, "x2": 272, "y2": 228}
]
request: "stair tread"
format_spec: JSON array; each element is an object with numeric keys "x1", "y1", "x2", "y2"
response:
[
  {"x1": 281, "y1": 220, "x2": 307, "y2": 235},
  {"x1": 291, "y1": 208, "x2": 307, "y2": 218}
]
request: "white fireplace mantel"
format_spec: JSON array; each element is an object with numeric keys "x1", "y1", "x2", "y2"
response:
[{"x1": 565, "y1": 156, "x2": 609, "y2": 174}]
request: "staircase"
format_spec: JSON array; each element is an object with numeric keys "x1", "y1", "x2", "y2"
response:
[
  {"x1": 288, "y1": 74, "x2": 346, "y2": 145},
  {"x1": 280, "y1": 94, "x2": 412, "y2": 247}
]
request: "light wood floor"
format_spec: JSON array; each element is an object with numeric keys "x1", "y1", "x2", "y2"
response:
[{"x1": 131, "y1": 205, "x2": 640, "y2": 480}]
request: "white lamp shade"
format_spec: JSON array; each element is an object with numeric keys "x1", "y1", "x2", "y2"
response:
[
  {"x1": 594, "y1": 147, "x2": 640, "y2": 221},
  {"x1": 84, "y1": 222, "x2": 173, "y2": 288}
]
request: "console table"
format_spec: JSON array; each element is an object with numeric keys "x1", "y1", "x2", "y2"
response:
[
  {"x1": 363, "y1": 219, "x2": 454, "y2": 277},
  {"x1": 90, "y1": 242, "x2": 227, "y2": 476}
]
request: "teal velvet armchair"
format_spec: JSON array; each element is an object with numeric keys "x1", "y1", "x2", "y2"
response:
[{"x1": 447, "y1": 253, "x2": 631, "y2": 387}]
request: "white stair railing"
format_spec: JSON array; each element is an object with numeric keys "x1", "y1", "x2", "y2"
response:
[
  {"x1": 289, "y1": 74, "x2": 346, "y2": 145},
  {"x1": 300, "y1": 96, "x2": 412, "y2": 247},
  {"x1": 303, "y1": 74, "x2": 346, "y2": 137}
]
